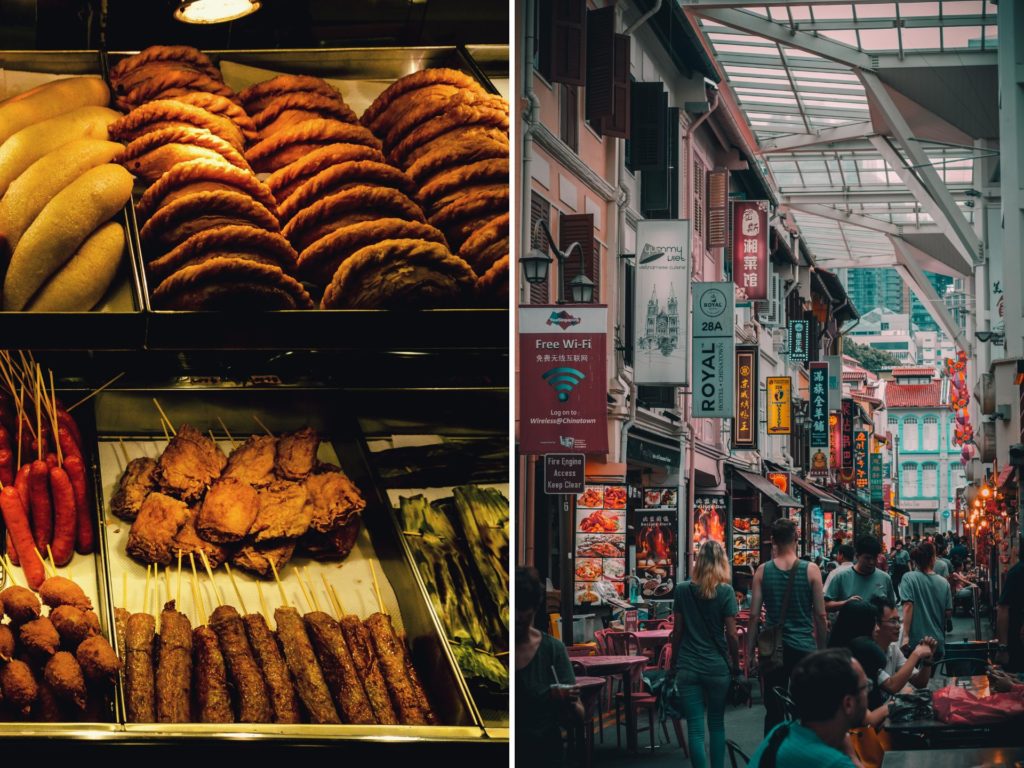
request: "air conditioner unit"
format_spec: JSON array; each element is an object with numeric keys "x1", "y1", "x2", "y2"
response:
[
  {"x1": 756, "y1": 272, "x2": 783, "y2": 327},
  {"x1": 771, "y1": 327, "x2": 786, "y2": 353}
]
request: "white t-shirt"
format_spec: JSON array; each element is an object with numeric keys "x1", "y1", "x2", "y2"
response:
[
  {"x1": 823, "y1": 561, "x2": 853, "y2": 594},
  {"x1": 878, "y1": 641, "x2": 919, "y2": 695}
]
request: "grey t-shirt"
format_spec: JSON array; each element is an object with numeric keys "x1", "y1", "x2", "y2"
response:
[
  {"x1": 900, "y1": 570, "x2": 953, "y2": 654},
  {"x1": 933, "y1": 557, "x2": 951, "y2": 577},
  {"x1": 825, "y1": 566, "x2": 896, "y2": 605},
  {"x1": 673, "y1": 580, "x2": 737, "y2": 676}
]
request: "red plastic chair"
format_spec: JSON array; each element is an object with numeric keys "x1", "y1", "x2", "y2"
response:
[
  {"x1": 639, "y1": 618, "x2": 670, "y2": 631},
  {"x1": 612, "y1": 641, "x2": 688, "y2": 754}
]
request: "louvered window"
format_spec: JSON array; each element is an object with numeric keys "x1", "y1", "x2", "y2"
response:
[
  {"x1": 529, "y1": 193, "x2": 551, "y2": 304},
  {"x1": 707, "y1": 169, "x2": 728, "y2": 249},
  {"x1": 559, "y1": 212, "x2": 598, "y2": 303},
  {"x1": 559, "y1": 84, "x2": 578, "y2": 152},
  {"x1": 551, "y1": 0, "x2": 586, "y2": 86},
  {"x1": 692, "y1": 155, "x2": 706, "y2": 251}
]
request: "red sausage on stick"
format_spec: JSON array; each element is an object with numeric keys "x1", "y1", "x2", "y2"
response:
[
  {"x1": 63, "y1": 455, "x2": 93, "y2": 555},
  {"x1": 57, "y1": 427, "x2": 81, "y2": 461},
  {"x1": 0, "y1": 486, "x2": 45, "y2": 589},
  {"x1": 28, "y1": 459, "x2": 52, "y2": 552},
  {"x1": 57, "y1": 410, "x2": 82, "y2": 454},
  {"x1": 48, "y1": 465, "x2": 76, "y2": 567},
  {"x1": 0, "y1": 448, "x2": 13, "y2": 487}
]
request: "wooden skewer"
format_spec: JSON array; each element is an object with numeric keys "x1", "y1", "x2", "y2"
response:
[
  {"x1": 296, "y1": 568, "x2": 314, "y2": 614},
  {"x1": 160, "y1": 418, "x2": 170, "y2": 444},
  {"x1": 322, "y1": 574, "x2": 342, "y2": 619},
  {"x1": 256, "y1": 579, "x2": 270, "y2": 624},
  {"x1": 198, "y1": 550, "x2": 223, "y2": 607},
  {"x1": 252, "y1": 414, "x2": 273, "y2": 437},
  {"x1": 15, "y1": 383, "x2": 23, "y2": 468},
  {"x1": 117, "y1": 437, "x2": 131, "y2": 467},
  {"x1": 144, "y1": 564, "x2": 152, "y2": 618},
  {"x1": 176, "y1": 550, "x2": 183, "y2": 607},
  {"x1": 328, "y1": 582, "x2": 347, "y2": 618},
  {"x1": 66, "y1": 371, "x2": 126, "y2": 413},
  {"x1": 189, "y1": 553, "x2": 207, "y2": 625},
  {"x1": 303, "y1": 566, "x2": 322, "y2": 613},
  {"x1": 45, "y1": 544, "x2": 56, "y2": 575},
  {"x1": 268, "y1": 558, "x2": 288, "y2": 609},
  {"x1": 3, "y1": 554, "x2": 18, "y2": 587},
  {"x1": 47, "y1": 370, "x2": 61, "y2": 466},
  {"x1": 165, "y1": 565, "x2": 173, "y2": 607},
  {"x1": 224, "y1": 562, "x2": 247, "y2": 615},
  {"x1": 34, "y1": 546, "x2": 54, "y2": 579},
  {"x1": 34, "y1": 370, "x2": 42, "y2": 462},
  {"x1": 152, "y1": 398, "x2": 176, "y2": 437},
  {"x1": 216, "y1": 417, "x2": 237, "y2": 449},
  {"x1": 369, "y1": 559, "x2": 386, "y2": 616},
  {"x1": 208, "y1": 429, "x2": 217, "y2": 445}
]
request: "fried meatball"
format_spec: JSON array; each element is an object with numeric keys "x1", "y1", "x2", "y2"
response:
[
  {"x1": 76, "y1": 635, "x2": 122, "y2": 683},
  {"x1": 1, "y1": 585, "x2": 41, "y2": 623},
  {"x1": 50, "y1": 605, "x2": 99, "y2": 648},
  {"x1": 0, "y1": 624, "x2": 14, "y2": 659},
  {"x1": 39, "y1": 577, "x2": 92, "y2": 611},
  {"x1": 20, "y1": 617, "x2": 60, "y2": 657},
  {"x1": 44, "y1": 651, "x2": 87, "y2": 710},
  {"x1": 0, "y1": 659, "x2": 38, "y2": 713}
]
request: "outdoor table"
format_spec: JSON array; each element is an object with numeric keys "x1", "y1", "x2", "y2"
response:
[
  {"x1": 634, "y1": 629, "x2": 672, "y2": 656},
  {"x1": 570, "y1": 676, "x2": 610, "y2": 768},
  {"x1": 882, "y1": 746, "x2": 1024, "y2": 766},
  {"x1": 571, "y1": 655, "x2": 649, "y2": 751}
]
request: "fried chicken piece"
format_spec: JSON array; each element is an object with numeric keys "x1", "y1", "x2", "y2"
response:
[
  {"x1": 274, "y1": 427, "x2": 319, "y2": 481},
  {"x1": 20, "y1": 617, "x2": 60, "y2": 657},
  {"x1": 1, "y1": 585, "x2": 41, "y2": 623},
  {"x1": 171, "y1": 508, "x2": 233, "y2": 568},
  {"x1": 157, "y1": 424, "x2": 228, "y2": 502},
  {"x1": 0, "y1": 624, "x2": 14, "y2": 660},
  {"x1": 44, "y1": 651, "x2": 87, "y2": 710},
  {"x1": 0, "y1": 659, "x2": 37, "y2": 713},
  {"x1": 303, "y1": 469, "x2": 366, "y2": 534},
  {"x1": 111, "y1": 457, "x2": 158, "y2": 522},
  {"x1": 251, "y1": 480, "x2": 310, "y2": 543},
  {"x1": 197, "y1": 477, "x2": 259, "y2": 543},
  {"x1": 223, "y1": 434, "x2": 278, "y2": 487},
  {"x1": 127, "y1": 492, "x2": 191, "y2": 566},
  {"x1": 50, "y1": 605, "x2": 100, "y2": 648},
  {"x1": 76, "y1": 635, "x2": 122, "y2": 684},
  {"x1": 300, "y1": 514, "x2": 361, "y2": 562},
  {"x1": 231, "y1": 541, "x2": 296, "y2": 578},
  {"x1": 39, "y1": 577, "x2": 92, "y2": 611}
]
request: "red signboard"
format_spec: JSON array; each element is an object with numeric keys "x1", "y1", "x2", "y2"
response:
[
  {"x1": 732, "y1": 200, "x2": 769, "y2": 301},
  {"x1": 519, "y1": 305, "x2": 609, "y2": 454},
  {"x1": 766, "y1": 471, "x2": 790, "y2": 495}
]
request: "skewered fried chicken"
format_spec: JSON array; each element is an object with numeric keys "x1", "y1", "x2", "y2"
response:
[
  {"x1": 1, "y1": 585, "x2": 41, "y2": 623},
  {"x1": 303, "y1": 470, "x2": 364, "y2": 534},
  {"x1": 39, "y1": 577, "x2": 93, "y2": 611},
  {"x1": 171, "y1": 508, "x2": 233, "y2": 568},
  {"x1": 300, "y1": 514, "x2": 361, "y2": 562},
  {"x1": 231, "y1": 540, "x2": 295, "y2": 578},
  {"x1": 157, "y1": 424, "x2": 227, "y2": 502},
  {"x1": 251, "y1": 480, "x2": 310, "y2": 542},
  {"x1": 50, "y1": 605, "x2": 100, "y2": 648},
  {"x1": 111, "y1": 457, "x2": 158, "y2": 522},
  {"x1": 275, "y1": 427, "x2": 318, "y2": 480},
  {"x1": 76, "y1": 635, "x2": 122, "y2": 683},
  {"x1": 223, "y1": 434, "x2": 277, "y2": 487},
  {"x1": 127, "y1": 492, "x2": 191, "y2": 565},
  {"x1": 44, "y1": 651, "x2": 88, "y2": 710},
  {"x1": 0, "y1": 659, "x2": 38, "y2": 713},
  {"x1": 197, "y1": 477, "x2": 259, "y2": 543},
  {"x1": 19, "y1": 617, "x2": 60, "y2": 657}
]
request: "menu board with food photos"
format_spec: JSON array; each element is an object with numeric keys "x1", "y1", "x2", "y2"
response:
[
  {"x1": 635, "y1": 487, "x2": 679, "y2": 599},
  {"x1": 731, "y1": 513, "x2": 761, "y2": 568},
  {"x1": 574, "y1": 484, "x2": 628, "y2": 606},
  {"x1": 694, "y1": 495, "x2": 727, "y2": 554}
]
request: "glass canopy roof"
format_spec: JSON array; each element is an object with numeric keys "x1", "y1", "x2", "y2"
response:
[{"x1": 683, "y1": 1, "x2": 994, "y2": 266}]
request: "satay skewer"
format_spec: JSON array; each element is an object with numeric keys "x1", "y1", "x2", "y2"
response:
[
  {"x1": 302, "y1": 566, "x2": 322, "y2": 613},
  {"x1": 252, "y1": 414, "x2": 273, "y2": 437},
  {"x1": 45, "y1": 544, "x2": 56, "y2": 574},
  {"x1": 268, "y1": 558, "x2": 288, "y2": 608},
  {"x1": 296, "y1": 569, "x2": 315, "y2": 614},
  {"x1": 326, "y1": 580, "x2": 345, "y2": 617},
  {"x1": 159, "y1": 419, "x2": 170, "y2": 445},
  {"x1": 223, "y1": 562, "x2": 247, "y2": 615},
  {"x1": 46, "y1": 370, "x2": 62, "y2": 466},
  {"x1": 189, "y1": 553, "x2": 206, "y2": 626},
  {"x1": 256, "y1": 579, "x2": 270, "y2": 624},
  {"x1": 152, "y1": 399, "x2": 176, "y2": 437},
  {"x1": 198, "y1": 550, "x2": 224, "y2": 607},
  {"x1": 176, "y1": 550, "x2": 183, "y2": 608},
  {"x1": 369, "y1": 558, "x2": 387, "y2": 616},
  {"x1": 165, "y1": 565, "x2": 173, "y2": 605},
  {"x1": 143, "y1": 563, "x2": 152, "y2": 618}
]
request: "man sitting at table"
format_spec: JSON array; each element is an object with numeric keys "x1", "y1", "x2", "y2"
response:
[
  {"x1": 748, "y1": 648, "x2": 867, "y2": 768},
  {"x1": 869, "y1": 596, "x2": 935, "y2": 694},
  {"x1": 825, "y1": 536, "x2": 897, "y2": 614}
]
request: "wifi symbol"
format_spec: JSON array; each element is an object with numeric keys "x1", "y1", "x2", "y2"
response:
[{"x1": 543, "y1": 367, "x2": 585, "y2": 401}]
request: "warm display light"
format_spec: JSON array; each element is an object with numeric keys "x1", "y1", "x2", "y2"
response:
[{"x1": 175, "y1": 0, "x2": 260, "y2": 23}]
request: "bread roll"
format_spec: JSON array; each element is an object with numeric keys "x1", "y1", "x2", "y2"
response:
[
  {"x1": 2, "y1": 164, "x2": 133, "y2": 311},
  {"x1": 26, "y1": 222, "x2": 124, "y2": 312},
  {"x1": 0, "y1": 105, "x2": 120, "y2": 197},
  {"x1": 0, "y1": 76, "x2": 110, "y2": 147},
  {"x1": 0, "y1": 139, "x2": 123, "y2": 250}
]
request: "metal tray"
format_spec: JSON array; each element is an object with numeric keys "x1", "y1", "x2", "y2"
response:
[{"x1": 90, "y1": 385, "x2": 491, "y2": 742}]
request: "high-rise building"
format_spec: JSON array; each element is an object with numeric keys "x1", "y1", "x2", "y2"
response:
[
  {"x1": 910, "y1": 273, "x2": 955, "y2": 333},
  {"x1": 842, "y1": 268, "x2": 906, "y2": 316}
]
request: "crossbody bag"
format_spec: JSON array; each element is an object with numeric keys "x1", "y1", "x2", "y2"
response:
[
  {"x1": 685, "y1": 583, "x2": 752, "y2": 707},
  {"x1": 756, "y1": 561, "x2": 798, "y2": 674}
]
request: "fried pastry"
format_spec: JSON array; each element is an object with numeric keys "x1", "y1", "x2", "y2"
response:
[
  {"x1": 151, "y1": 257, "x2": 314, "y2": 310},
  {"x1": 127, "y1": 492, "x2": 191, "y2": 565},
  {"x1": 458, "y1": 212, "x2": 509, "y2": 274},
  {"x1": 381, "y1": 90, "x2": 508, "y2": 151},
  {"x1": 398, "y1": 124, "x2": 509, "y2": 170},
  {"x1": 361, "y1": 68, "x2": 486, "y2": 132},
  {"x1": 429, "y1": 186, "x2": 509, "y2": 251},
  {"x1": 254, "y1": 91, "x2": 358, "y2": 136},
  {"x1": 405, "y1": 136, "x2": 509, "y2": 187},
  {"x1": 171, "y1": 508, "x2": 233, "y2": 569},
  {"x1": 275, "y1": 427, "x2": 319, "y2": 480},
  {"x1": 231, "y1": 541, "x2": 296, "y2": 578},
  {"x1": 238, "y1": 74, "x2": 343, "y2": 115},
  {"x1": 197, "y1": 477, "x2": 259, "y2": 543},
  {"x1": 139, "y1": 190, "x2": 280, "y2": 252},
  {"x1": 113, "y1": 61, "x2": 214, "y2": 97},
  {"x1": 137, "y1": 158, "x2": 278, "y2": 223},
  {"x1": 321, "y1": 238, "x2": 475, "y2": 309},
  {"x1": 428, "y1": 183, "x2": 509, "y2": 220},
  {"x1": 265, "y1": 143, "x2": 387, "y2": 204},
  {"x1": 282, "y1": 185, "x2": 425, "y2": 252},
  {"x1": 223, "y1": 434, "x2": 279, "y2": 487},
  {"x1": 110, "y1": 46, "x2": 221, "y2": 84},
  {"x1": 111, "y1": 456, "x2": 159, "y2": 522},
  {"x1": 302, "y1": 470, "x2": 365, "y2": 533},
  {"x1": 109, "y1": 100, "x2": 245, "y2": 153},
  {"x1": 277, "y1": 160, "x2": 415, "y2": 225},
  {"x1": 297, "y1": 218, "x2": 447, "y2": 286},
  {"x1": 157, "y1": 424, "x2": 228, "y2": 502},
  {"x1": 251, "y1": 481, "x2": 311, "y2": 543},
  {"x1": 418, "y1": 158, "x2": 508, "y2": 212},
  {"x1": 388, "y1": 105, "x2": 508, "y2": 168},
  {"x1": 475, "y1": 254, "x2": 508, "y2": 307},
  {"x1": 168, "y1": 92, "x2": 259, "y2": 143},
  {"x1": 121, "y1": 70, "x2": 237, "y2": 111},
  {"x1": 245, "y1": 119, "x2": 383, "y2": 173},
  {"x1": 116, "y1": 126, "x2": 251, "y2": 182},
  {"x1": 147, "y1": 225, "x2": 298, "y2": 283}
]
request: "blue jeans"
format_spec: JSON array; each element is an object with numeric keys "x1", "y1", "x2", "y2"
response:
[{"x1": 676, "y1": 668, "x2": 730, "y2": 768}]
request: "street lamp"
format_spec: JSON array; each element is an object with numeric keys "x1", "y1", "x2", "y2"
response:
[{"x1": 522, "y1": 220, "x2": 595, "y2": 304}]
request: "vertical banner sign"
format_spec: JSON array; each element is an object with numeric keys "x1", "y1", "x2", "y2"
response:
[
  {"x1": 841, "y1": 398, "x2": 855, "y2": 471},
  {"x1": 732, "y1": 200, "x2": 769, "y2": 300},
  {"x1": 787, "y1": 320, "x2": 809, "y2": 362},
  {"x1": 636, "y1": 494, "x2": 678, "y2": 599},
  {"x1": 519, "y1": 306, "x2": 609, "y2": 454},
  {"x1": 693, "y1": 495, "x2": 726, "y2": 554},
  {"x1": 870, "y1": 441, "x2": 883, "y2": 503},
  {"x1": 733, "y1": 346, "x2": 758, "y2": 448},
  {"x1": 827, "y1": 355, "x2": 842, "y2": 410},
  {"x1": 766, "y1": 377, "x2": 792, "y2": 435},
  {"x1": 691, "y1": 282, "x2": 735, "y2": 418},
  {"x1": 634, "y1": 220, "x2": 692, "y2": 385},
  {"x1": 809, "y1": 362, "x2": 830, "y2": 477},
  {"x1": 830, "y1": 413, "x2": 841, "y2": 469},
  {"x1": 854, "y1": 430, "x2": 869, "y2": 490}
]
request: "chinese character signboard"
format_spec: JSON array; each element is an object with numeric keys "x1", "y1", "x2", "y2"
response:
[
  {"x1": 854, "y1": 429, "x2": 869, "y2": 489},
  {"x1": 634, "y1": 220, "x2": 692, "y2": 385},
  {"x1": 732, "y1": 200, "x2": 769, "y2": 300},
  {"x1": 841, "y1": 398, "x2": 855, "y2": 471},
  {"x1": 692, "y1": 282, "x2": 735, "y2": 418},
  {"x1": 575, "y1": 485, "x2": 627, "y2": 606},
  {"x1": 787, "y1": 320, "x2": 809, "y2": 362},
  {"x1": 809, "y1": 362, "x2": 829, "y2": 447},
  {"x1": 733, "y1": 346, "x2": 758, "y2": 448},
  {"x1": 693, "y1": 495, "x2": 726, "y2": 554},
  {"x1": 870, "y1": 441, "x2": 883, "y2": 503},
  {"x1": 519, "y1": 306, "x2": 608, "y2": 454},
  {"x1": 636, "y1": 490, "x2": 678, "y2": 599},
  {"x1": 767, "y1": 377, "x2": 792, "y2": 435}
]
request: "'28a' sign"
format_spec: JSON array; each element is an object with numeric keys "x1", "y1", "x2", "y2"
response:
[{"x1": 691, "y1": 283, "x2": 735, "y2": 418}]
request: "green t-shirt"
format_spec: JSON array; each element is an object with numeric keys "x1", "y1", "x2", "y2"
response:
[
  {"x1": 749, "y1": 722, "x2": 856, "y2": 768},
  {"x1": 672, "y1": 580, "x2": 738, "y2": 676},
  {"x1": 516, "y1": 633, "x2": 576, "y2": 765},
  {"x1": 933, "y1": 557, "x2": 951, "y2": 577},
  {"x1": 899, "y1": 570, "x2": 953, "y2": 654},
  {"x1": 825, "y1": 565, "x2": 895, "y2": 605},
  {"x1": 894, "y1": 549, "x2": 910, "y2": 566}
]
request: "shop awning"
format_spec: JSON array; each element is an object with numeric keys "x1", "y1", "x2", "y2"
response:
[
  {"x1": 735, "y1": 469, "x2": 801, "y2": 509},
  {"x1": 791, "y1": 476, "x2": 841, "y2": 511},
  {"x1": 998, "y1": 465, "x2": 1016, "y2": 489}
]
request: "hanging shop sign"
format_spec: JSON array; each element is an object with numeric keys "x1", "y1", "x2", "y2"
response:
[
  {"x1": 830, "y1": 412, "x2": 841, "y2": 470},
  {"x1": 883, "y1": 480, "x2": 892, "y2": 512},
  {"x1": 544, "y1": 453, "x2": 586, "y2": 494},
  {"x1": 575, "y1": 483, "x2": 628, "y2": 606},
  {"x1": 854, "y1": 429, "x2": 869, "y2": 489},
  {"x1": 767, "y1": 376, "x2": 792, "y2": 435},
  {"x1": 636, "y1": 493, "x2": 678, "y2": 599},
  {"x1": 627, "y1": 433, "x2": 681, "y2": 469},
  {"x1": 841, "y1": 398, "x2": 855, "y2": 471},
  {"x1": 519, "y1": 305, "x2": 608, "y2": 454},
  {"x1": 766, "y1": 471, "x2": 791, "y2": 495},
  {"x1": 693, "y1": 494, "x2": 726, "y2": 554},
  {"x1": 634, "y1": 219, "x2": 692, "y2": 386},
  {"x1": 787, "y1": 320, "x2": 809, "y2": 362},
  {"x1": 733, "y1": 346, "x2": 758, "y2": 448},
  {"x1": 827, "y1": 355, "x2": 842, "y2": 410},
  {"x1": 870, "y1": 442, "x2": 883, "y2": 504},
  {"x1": 691, "y1": 282, "x2": 735, "y2": 418},
  {"x1": 809, "y1": 362, "x2": 829, "y2": 447},
  {"x1": 731, "y1": 200, "x2": 769, "y2": 301}
]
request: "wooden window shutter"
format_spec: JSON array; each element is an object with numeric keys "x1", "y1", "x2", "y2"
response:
[
  {"x1": 707, "y1": 169, "x2": 729, "y2": 248},
  {"x1": 630, "y1": 83, "x2": 666, "y2": 169},
  {"x1": 559, "y1": 212, "x2": 597, "y2": 302},
  {"x1": 600, "y1": 33, "x2": 631, "y2": 139},
  {"x1": 692, "y1": 156, "x2": 706, "y2": 248},
  {"x1": 529, "y1": 193, "x2": 551, "y2": 304},
  {"x1": 536, "y1": 0, "x2": 554, "y2": 80},
  {"x1": 551, "y1": 0, "x2": 586, "y2": 86},
  {"x1": 559, "y1": 84, "x2": 578, "y2": 152},
  {"x1": 585, "y1": 6, "x2": 615, "y2": 123}
]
